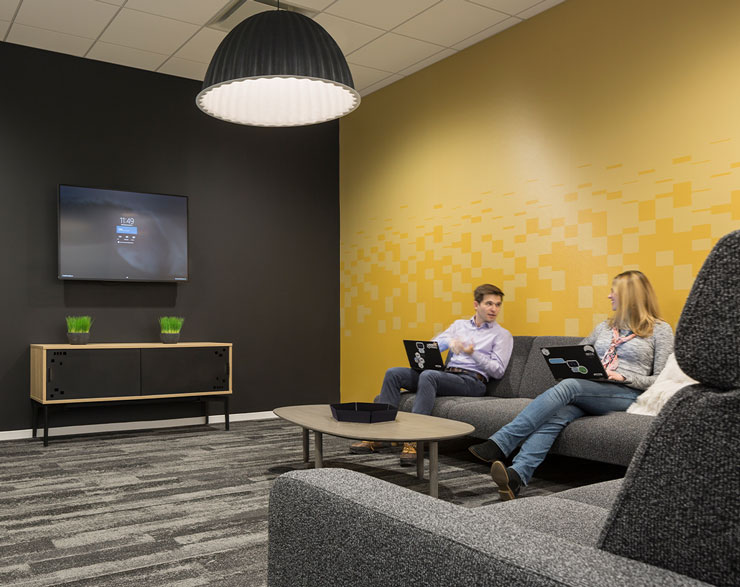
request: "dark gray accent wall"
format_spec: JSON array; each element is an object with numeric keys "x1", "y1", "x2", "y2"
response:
[{"x1": 0, "y1": 41, "x2": 340, "y2": 432}]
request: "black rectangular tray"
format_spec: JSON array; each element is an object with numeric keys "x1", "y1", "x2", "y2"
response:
[{"x1": 330, "y1": 402, "x2": 398, "y2": 423}]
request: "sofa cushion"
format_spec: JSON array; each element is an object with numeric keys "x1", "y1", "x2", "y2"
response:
[
  {"x1": 269, "y1": 468, "x2": 705, "y2": 587},
  {"x1": 446, "y1": 397, "x2": 531, "y2": 438},
  {"x1": 478, "y1": 495, "x2": 610, "y2": 547},
  {"x1": 550, "y1": 479, "x2": 623, "y2": 509},
  {"x1": 397, "y1": 393, "x2": 487, "y2": 418},
  {"x1": 550, "y1": 411, "x2": 655, "y2": 467},
  {"x1": 599, "y1": 385, "x2": 740, "y2": 587},
  {"x1": 485, "y1": 336, "x2": 534, "y2": 398},
  {"x1": 674, "y1": 229, "x2": 740, "y2": 390},
  {"x1": 518, "y1": 336, "x2": 580, "y2": 399}
]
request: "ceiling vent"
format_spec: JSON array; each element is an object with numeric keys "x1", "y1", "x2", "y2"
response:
[{"x1": 208, "y1": 0, "x2": 318, "y2": 32}]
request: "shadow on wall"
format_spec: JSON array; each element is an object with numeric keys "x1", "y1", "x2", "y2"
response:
[{"x1": 63, "y1": 281, "x2": 177, "y2": 308}]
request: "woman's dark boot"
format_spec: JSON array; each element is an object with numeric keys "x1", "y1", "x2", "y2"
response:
[
  {"x1": 468, "y1": 439, "x2": 506, "y2": 463},
  {"x1": 490, "y1": 461, "x2": 522, "y2": 501}
]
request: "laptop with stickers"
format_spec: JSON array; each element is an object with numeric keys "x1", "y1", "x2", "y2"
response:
[
  {"x1": 540, "y1": 344, "x2": 611, "y2": 381},
  {"x1": 403, "y1": 340, "x2": 446, "y2": 372}
]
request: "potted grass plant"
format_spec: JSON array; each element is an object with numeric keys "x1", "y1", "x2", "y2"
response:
[
  {"x1": 159, "y1": 316, "x2": 184, "y2": 344},
  {"x1": 66, "y1": 315, "x2": 93, "y2": 345}
]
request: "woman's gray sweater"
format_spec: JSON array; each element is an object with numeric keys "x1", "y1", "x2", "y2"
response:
[{"x1": 581, "y1": 320, "x2": 674, "y2": 390}]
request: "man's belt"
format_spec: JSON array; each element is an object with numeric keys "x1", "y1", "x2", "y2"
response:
[{"x1": 445, "y1": 367, "x2": 487, "y2": 383}]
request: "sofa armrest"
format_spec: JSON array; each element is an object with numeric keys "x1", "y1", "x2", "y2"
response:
[{"x1": 268, "y1": 469, "x2": 708, "y2": 587}]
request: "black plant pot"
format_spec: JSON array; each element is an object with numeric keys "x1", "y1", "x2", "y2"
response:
[
  {"x1": 67, "y1": 332, "x2": 90, "y2": 345},
  {"x1": 160, "y1": 332, "x2": 180, "y2": 344}
]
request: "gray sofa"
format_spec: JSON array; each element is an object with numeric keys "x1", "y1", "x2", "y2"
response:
[
  {"x1": 268, "y1": 230, "x2": 740, "y2": 587},
  {"x1": 397, "y1": 335, "x2": 654, "y2": 467}
]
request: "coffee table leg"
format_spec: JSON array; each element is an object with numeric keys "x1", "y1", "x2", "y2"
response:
[
  {"x1": 416, "y1": 441, "x2": 425, "y2": 480},
  {"x1": 302, "y1": 428, "x2": 309, "y2": 463},
  {"x1": 314, "y1": 430, "x2": 323, "y2": 468},
  {"x1": 429, "y1": 441, "x2": 439, "y2": 498}
]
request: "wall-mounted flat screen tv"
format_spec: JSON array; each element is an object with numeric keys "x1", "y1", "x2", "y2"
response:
[{"x1": 58, "y1": 185, "x2": 188, "y2": 282}]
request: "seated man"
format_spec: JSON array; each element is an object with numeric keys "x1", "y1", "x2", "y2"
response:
[{"x1": 350, "y1": 283, "x2": 514, "y2": 466}]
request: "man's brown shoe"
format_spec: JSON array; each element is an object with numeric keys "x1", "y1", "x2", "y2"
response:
[
  {"x1": 399, "y1": 442, "x2": 417, "y2": 466},
  {"x1": 349, "y1": 440, "x2": 389, "y2": 454}
]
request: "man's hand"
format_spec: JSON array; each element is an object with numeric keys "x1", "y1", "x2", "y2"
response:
[
  {"x1": 450, "y1": 339, "x2": 474, "y2": 355},
  {"x1": 606, "y1": 370, "x2": 625, "y2": 382}
]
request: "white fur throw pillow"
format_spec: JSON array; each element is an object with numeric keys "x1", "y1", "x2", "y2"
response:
[{"x1": 627, "y1": 353, "x2": 698, "y2": 416}]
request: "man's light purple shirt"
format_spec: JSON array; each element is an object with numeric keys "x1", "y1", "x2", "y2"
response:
[{"x1": 434, "y1": 317, "x2": 514, "y2": 381}]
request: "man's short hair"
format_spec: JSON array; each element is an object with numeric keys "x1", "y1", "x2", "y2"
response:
[{"x1": 474, "y1": 283, "x2": 504, "y2": 303}]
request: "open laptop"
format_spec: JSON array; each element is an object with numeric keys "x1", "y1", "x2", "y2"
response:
[
  {"x1": 540, "y1": 345, "x2": 610, "y2": 381},
  {"x1": 403, "y1": 340, "x2": 446, "y2": 372}
]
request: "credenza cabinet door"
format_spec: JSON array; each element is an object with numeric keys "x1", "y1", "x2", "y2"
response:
[
  {"x1": 140, "y1": 347, "x2": 230, "y2": 395},
  {"x1": 46, "y1": 349, "x2": 141, "y2": 400}
]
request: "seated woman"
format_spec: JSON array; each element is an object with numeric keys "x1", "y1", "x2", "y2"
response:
[{"x1": 468, "y1": 270, "x2": 674, "y2": 500}]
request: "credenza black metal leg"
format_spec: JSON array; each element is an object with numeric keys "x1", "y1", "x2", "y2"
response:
[
  {"x1": 224, "y1": 396, "x2": 230, "y2": 431},
  {"x1": 43, "y1": 405, "x2": 49, "y2": 447},
  {"x1": 203, "y1": 398, "x2": 210, "y2": 426},
  {"x1": 31, "y1": 401, "x2": 38, "y2": 439}
]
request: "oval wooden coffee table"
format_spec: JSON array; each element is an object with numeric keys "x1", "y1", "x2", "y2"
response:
[{"x1": 273, "y1": 404, "x2": 474, "y2": 498}]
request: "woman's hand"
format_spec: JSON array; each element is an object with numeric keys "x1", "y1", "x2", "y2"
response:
[{"x1": 606, "y1": 370, "x2": 625, "y2": 382}]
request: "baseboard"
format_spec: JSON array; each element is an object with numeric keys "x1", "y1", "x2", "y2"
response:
[{"x1": 0, "y1": 411, "x2": 279, "y2": 442}]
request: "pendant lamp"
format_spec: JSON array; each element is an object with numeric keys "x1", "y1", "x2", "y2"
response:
[{"x1": 197, "y1": 9, "x2": 360, "y2": 127}]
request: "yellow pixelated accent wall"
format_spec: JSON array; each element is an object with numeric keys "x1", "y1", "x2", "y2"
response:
[{"x1": 339, "y1": 0, "x2": 740, "y2": 402}]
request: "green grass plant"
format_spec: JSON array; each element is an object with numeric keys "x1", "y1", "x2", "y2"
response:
[
  {"x1": 66, "y1": 315, "x2": 93, "y2": 333},
  {"x1": 159, "y1": 316, "x2": 185, "y2": 333}
]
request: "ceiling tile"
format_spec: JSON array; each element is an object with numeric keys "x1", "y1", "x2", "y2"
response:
[
  {"x1": 124, "y1": 0, "x2": 229, "y2": 26},
  {"x1": 398, "y1": 47, "x2": 456, "y2": 77},
  {"x1": 516, "y1": 0, "x2": 565, "y2": 19},
  {"x1": 395, "y1": 0, "x2": 508, "y2": 47},
  {"x1": 100, "y1": 8, "x2": 199, "y2": 55},
  {"x1": 348, "y1": 32, "x2": 444, "y2": 72},
  {"x1": 348, "y1": 63, "x2": 394, "y2": 92},
  {"x1": 314, "y1": 13, "x2": 384, "y2": 56},
  {"x1": 87, "y1": 40, "x2": 168, "y2": 70},
  {"x1": 0, "y1": 0, "x2": 20, "y2": 22},
  {"x1": 289, "y1": 0, "x2": 335, "y2": 10},
  {"x1": 158, "y1": 56, "x2": 208, "y2": 80},
  {"x1": 174, "y1": 27, "x2": 226, "y2": 63},
  {"x1": 360, "y1": 73, "x2": 404, "y2": 96},
  {"x1": 452, "y1": 15, "x2": 521, "y2": 50},
  {"x1": 466, "y1": 0, "x2": 543, "y2": 16},
  {"x1": 0, "y1": 20, "x2": 9, "y2": 38},
  {"x1": 15, "y1": 0, "x2": 117, "y2": 39},
  {"x1": 326, "y1": 0, "x2": 441, "y2": 31},
  {"x1": 6, "y1": 23, "x2": 94, "y2": 56}
]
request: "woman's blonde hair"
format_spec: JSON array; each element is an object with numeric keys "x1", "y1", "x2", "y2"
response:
[{"x1": 609, "y1": 270, "x2": 662, "y2": 337}]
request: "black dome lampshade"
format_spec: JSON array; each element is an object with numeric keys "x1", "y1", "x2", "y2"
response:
[{"x1": 196, "y1": 10, "x2": 361, "y2": 127}]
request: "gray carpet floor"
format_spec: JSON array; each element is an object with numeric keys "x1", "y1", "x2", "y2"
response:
[{"x1": 0, "y1": 419, "x2": 626, "y2": 586}]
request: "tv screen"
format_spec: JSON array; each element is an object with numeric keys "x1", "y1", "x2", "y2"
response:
[{"x1": 58, "y1": 185, "x2": 188, "y2": 282}]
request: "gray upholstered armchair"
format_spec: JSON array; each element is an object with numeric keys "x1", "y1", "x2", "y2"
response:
[{"x1": 267, "y1": 230, "x2": 740, "y2": 587}]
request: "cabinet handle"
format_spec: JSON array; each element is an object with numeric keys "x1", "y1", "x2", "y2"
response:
[{"x1": 47, "y1": 367, "x2": 53, "y2": 382}]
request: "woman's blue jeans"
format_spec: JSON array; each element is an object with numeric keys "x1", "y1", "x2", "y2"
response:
[{"x1": 490, "y1": 378, "x2": 638, "y2": 484}]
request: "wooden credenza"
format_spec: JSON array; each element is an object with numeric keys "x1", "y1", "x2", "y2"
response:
[{"x1": 30, "y1": 342, "x2": 232, "y2": 445}]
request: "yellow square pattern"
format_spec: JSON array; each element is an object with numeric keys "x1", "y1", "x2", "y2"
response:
[{"x1": 340, "y1": 149, "x2": 739, "y2": 402}]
